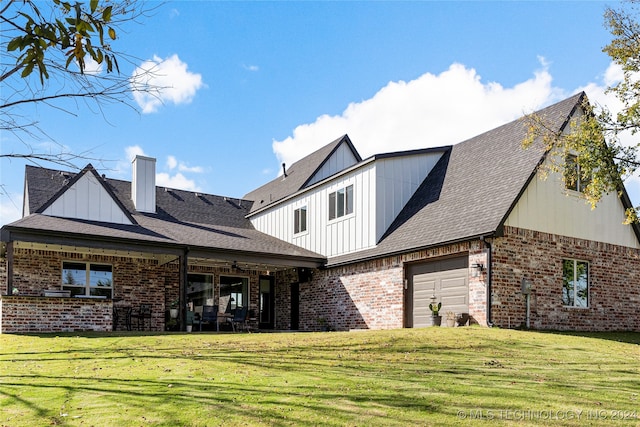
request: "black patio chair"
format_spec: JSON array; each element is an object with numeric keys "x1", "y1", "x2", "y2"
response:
[
  {"x1": 113, "y1": 306, "x2": 132, "y2": 331},
  {"x1": 132, "y1": 304, "x2": 152, "y2": 330},
  {"x1": 230, "y1": 306, "x2": 248, "y2": 332},
  {"x1": 200, "y1": 304, "x2": 219, "y2": 331}
]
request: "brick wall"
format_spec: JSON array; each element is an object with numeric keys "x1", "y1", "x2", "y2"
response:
[
  {"x1": 0, "y1": 295, "x2": 111, "y2": 332},
  {"x1": 491, "y1": 226, "x2": 640, "y2": 331},
  {"x1": 299, "y1": 242, "x2": 480, "y2": 331}
]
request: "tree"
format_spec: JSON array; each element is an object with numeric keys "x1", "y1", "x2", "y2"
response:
[
  {"x1": 524, "y1": 0, "x2": 640, "y2": 223},
  {"x1": 0, "y1": 0, "x2": 157, "y2": 170}
]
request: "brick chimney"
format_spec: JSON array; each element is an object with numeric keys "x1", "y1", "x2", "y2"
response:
[{"x1": 131, "y1": 155, "x2": 156, "y2": 213}]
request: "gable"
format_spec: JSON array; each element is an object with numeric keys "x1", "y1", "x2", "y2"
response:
[
  {"x1": 304, "y1": 140, "x2": 361, "y2": 187},
  {"x1": 245, "y1": 135, "x2": 362, "y2": 214},
  {"x1": 504, "y1": 161, "x2": 640, "y2": 249},
  {"x1": 40, "y1": 170, "x2": 134, "y2": 225}
]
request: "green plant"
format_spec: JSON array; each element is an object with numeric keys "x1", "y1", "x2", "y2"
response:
[{"x1": 429, "y1": 301, "x2": 441, "y2": 316}]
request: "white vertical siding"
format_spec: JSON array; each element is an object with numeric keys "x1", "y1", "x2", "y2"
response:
[
  {"x1": 375, "y1": 152, "x2": 442, "y2": 241},
  {"x1": 251, "y1": 163, "x2": 377, "y2": 257},
  {"x1": 250, "y1": 151, "x2": 445, "y2": 257},
  {"x1": 42, "y1": 173, "x2": 132, "y2": 225},
  {"x1": 132, "y1": 155, "x2": 156, "y2": 213},
  {"x1": 504, "y1": 164, "x2": 639, "y2": 249},
  {"x1": 305, "y1": 143, "x2": 360, "y2": 187}
]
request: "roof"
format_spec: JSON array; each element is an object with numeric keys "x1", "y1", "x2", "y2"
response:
[
  {"x1": 328, "y1": 92, "x2": 587, "y2": 266},
  {"x1": 244, "y1": 134, "x2": 361, "y2": 214},
  {"x1": 5, "y1": 165, "x2": 326, "y2": 267}
]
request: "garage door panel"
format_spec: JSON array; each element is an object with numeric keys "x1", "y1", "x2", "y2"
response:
[{"x1": 409, "y1": 262, "x2": 469, "y2": 328}]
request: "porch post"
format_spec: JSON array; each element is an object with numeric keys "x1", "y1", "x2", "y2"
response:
[
  {"x1": 179, "y1": 247, "x2": 189, "y2": 332},
  {"x1": 6, "y1": 242, "x2": 13, "y2": 295}
]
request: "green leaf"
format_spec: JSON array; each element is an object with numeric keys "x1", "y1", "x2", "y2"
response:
[
  {"x1": 90, "y1": 0, "x2": 98, "y2": 13},
  {"x1": 7, "y1": 38, "x2": 22, "y2": 52},
  {"x1": 103, "y1": 6, "x2": 112, "y2": 22},
  {"x1": 108, "y1": 27, "x2": 116, "y2": 40},
  {"x1": 21, "y1": 63, "x2": 34, "y2": 78}
]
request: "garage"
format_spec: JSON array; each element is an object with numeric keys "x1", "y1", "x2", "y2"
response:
[{"x1": 405, "y1": 256, "x2": 469, "y2": 328}]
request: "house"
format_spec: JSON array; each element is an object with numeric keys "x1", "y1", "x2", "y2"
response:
[{"x1": 1, "y1": 92, "x2": 639, "y2": 333}]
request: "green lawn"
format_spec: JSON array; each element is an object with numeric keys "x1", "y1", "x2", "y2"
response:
[{"x1": 0, "y1": 327, "x2": 638, "y2": 426}]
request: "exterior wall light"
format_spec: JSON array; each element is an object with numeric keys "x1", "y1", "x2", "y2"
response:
[{"x1": 471, "y1": 263, "x2": 485, "y2": 278}]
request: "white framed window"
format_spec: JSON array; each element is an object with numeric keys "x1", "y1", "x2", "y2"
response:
[
  {"x1": 62, "y1": 261, "x2": 113, "y2": 298},
  {"x1": 565, "y1": 154, "x2": 590, "y2": 193},
  {"x1": 328, "y1": 185, "x2": 353, "y2": 221},
  {"x1": 562, "y1": 259, "x2": 589, "y2": 307},
  {"x1": 294, "y1": 206, "x2": 307, "y2": 234}
]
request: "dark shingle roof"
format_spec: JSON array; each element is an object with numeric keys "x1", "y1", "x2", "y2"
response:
[
  {"x1": 9, "y1": 164, "x2": 325, "y2": 264},
  {"x1": 244, "y1": 134, "x2": 361, "y2": 213},
  {"x1": 328, "y1": 93, "x2": 585, "y2": 266}
]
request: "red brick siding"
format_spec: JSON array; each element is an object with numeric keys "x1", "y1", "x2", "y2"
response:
[
  {"x1": 491, "y1": 226, "x2": 640, "y2": 331},
  {"x1": 0, "y1": 295, "x2": 111, "y2": 332},
  {"x1": 299, "y1": 242, "x2": 484, "y2": 331}
]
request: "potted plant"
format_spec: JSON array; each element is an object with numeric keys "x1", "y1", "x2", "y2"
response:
[
  {"x1": 169, "y1": 298, "x2": 179, "y2": 319},
  {"x1": 446, "y1": 311, "x2": 456, "y2": 327},
  {"x1": 429, "y1": 301, "x2": 442, "y2": 326},
  {"x1": 186, "y1": 311, "x2": 194, "y2": 332}
]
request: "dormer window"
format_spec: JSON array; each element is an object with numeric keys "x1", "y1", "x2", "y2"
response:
[
  {"x1": 328, "y1": 185, "x2": 353, "y2": 220},
  {"x1": 565, "y1": 154, "x2": 590, "y2": 193},
  {"x1": 294, "y1": 206, "x2": 307, "y2": 234}
]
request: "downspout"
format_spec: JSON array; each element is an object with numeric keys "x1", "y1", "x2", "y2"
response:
[{"x1": 481, "y1": 236, "x2": 494, "y2": 327}]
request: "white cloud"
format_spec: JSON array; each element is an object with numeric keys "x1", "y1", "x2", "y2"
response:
[
  {"x1": 156, "y1": 172, "x2": 200, "y2": 192},
  {"x1": 167, "y1": 155, "x2": 178, "y2": 170},
  {"x1": 243, "y1": 64, "x2": 259, "y2": 72},
  {"x1": 166, "y1": 155, "x2": 204, "y2": 173},
  {"x1": 272, "y1": 59, "x2": 640, "y2": 207},
  {"x1": 273, "y1": 61, "x2": 560, "y2": 168},
  {"x1": 131, "y1": 54, "x2": 204, "y2": 114}
]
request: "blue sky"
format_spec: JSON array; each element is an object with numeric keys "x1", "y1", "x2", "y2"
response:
[{"x1": 1, "y1": 0, "x2": 635, "y2": 226}]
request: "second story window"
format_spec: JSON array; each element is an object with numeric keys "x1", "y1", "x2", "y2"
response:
[
  {"x1": 328, "y1": 185, "x2": 353, "y2": 220},
  {"x1": 294, "y1": 206, "x2": 307, "y2": 234},
  {"x1": 565, "y1": 154, "x2": 590, "y2": 193}
]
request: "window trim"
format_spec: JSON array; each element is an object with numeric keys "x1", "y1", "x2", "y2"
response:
[
  {"x1": 562, "y1": 259, "x2": 589, "y2": 308},
  {"x1": 293, "y1": 205, "x2": 308, "y2": 235},
  {"x1": 61, "y1": 261, "x2": 113, "y2": 299},
  {"x1": 328, "y1": 184, "x2": 354, "y2": 222}
]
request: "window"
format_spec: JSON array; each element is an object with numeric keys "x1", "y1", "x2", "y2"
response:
[
  {"x1": 220, "y1": 276, "x2": 249, "y2": 312},
  {"x1": 294, "y1": 206, "x2": 307, "y2": 234},
  {"x1": 562, "y1": 259, "x2": 589, "y2": 307},
  {"x1": 565, "y1": 155, "x2": 590, "y2": 193},
  {"x1": 62, "y1": 262, "x2": 112, "y2": 298},
  {"x1": 328, "y1": 185, "x2": 353, "y2": 220},
  {"x1": 187, "y1": 273, "x2": 214, "y2": 308}
]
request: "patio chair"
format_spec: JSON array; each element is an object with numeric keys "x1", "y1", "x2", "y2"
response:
[
  {"x1": 230, "y1": 306, "x2": 248, "y2": 332},
  {"x1": 200, "y1": 304, "x2": 219, "y2": 331},
  {"x1": 113, "y1": 306, "x2": 132, "y2": 331},
  {"x1": 132, "y1": 304, "x2": 152, "y2": 330}
]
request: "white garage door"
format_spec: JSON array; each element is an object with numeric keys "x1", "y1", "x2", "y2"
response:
[{"x1": 407, "y1": 257, "x2": 469, "y2": 328}]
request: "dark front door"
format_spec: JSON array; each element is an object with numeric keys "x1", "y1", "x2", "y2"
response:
[
  {"x1": 258, "y1": 276, "x2": 275, "y2": 329},
  {"x1": 290, "y1": 283, "x2": 300, "y2": 330}
]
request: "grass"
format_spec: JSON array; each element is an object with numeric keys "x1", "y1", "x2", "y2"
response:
[{"x1": 0, "y1": 328, "x2": 638, "y2": 426}]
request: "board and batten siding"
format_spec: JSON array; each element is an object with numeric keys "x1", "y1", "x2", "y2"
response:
[
  {"x1": 375, "y1": 152, "x2": 443, "y2": 241},
  {"x1": 305, "y1": 142, "x2": 360, "y2": 187},
  {"x1": 41, "y1": 172, "x2": 133, "y2": 225},
  {"x1": 504, "y1": 166, "x2": 639, "y2": 249},
  {"x1": 250, "y1": 151, "x2": 445, "y2": 258},
  {"x1": 250, "y1": 163, "x2": 377, "y2": 257}
]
